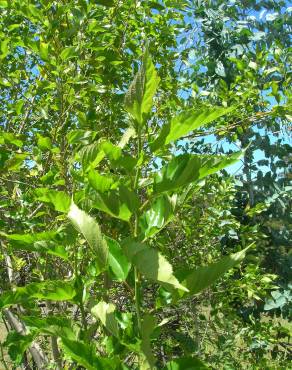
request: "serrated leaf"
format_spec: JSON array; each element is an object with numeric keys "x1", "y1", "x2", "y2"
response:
[
  {"x1": 154, "y1": 152, "x2": 242, "y2": 193},
  {"x1": 151, "y1": 107, "x2": 234, "y2": 150},
  {"x1": 181, "y1": 247, "x2": 250, "y2": 296},
  {"x1": 125, "y1": 242, "x2": 188, "y2": 292},
  {"x1": 68, "y1": 203, "x2": 108, "y2": 272},
  {"x1": 125, "y1": 47, "x2": 160, "y2": 125},
  {"x1": 88, "y1": 170, "x2": 117, "y2": 193}
]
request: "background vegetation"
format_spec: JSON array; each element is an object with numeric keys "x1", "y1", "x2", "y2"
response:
[{"x1": 0, "y1": 0, "x2": 291, "y2": 369}]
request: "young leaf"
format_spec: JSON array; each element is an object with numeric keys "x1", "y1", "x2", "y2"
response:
[
  {"x1": 0, "y1": 280, "x2": 77, "y2": 309},
  {"x1": 68, "y1": 202, "x2": 108, "y2": 272},
  {"x1": 91, "y1": 301, "x2": 119, "y2": 337},
  {"x1": 125, "y1": 242, "x2": 188, "y2": 292},
  {"x1": 181, "y1": 247, "x2": 250, "y2": 296},
  {"x1": 151, "y1": 106, "x2": 234, "y2": 151},
  {"x1": 106, "y1": 237, "x2": 131, "y2": 281},
  {"x1": 125, "y1": 47, "x2": 160, "y2": 125}
]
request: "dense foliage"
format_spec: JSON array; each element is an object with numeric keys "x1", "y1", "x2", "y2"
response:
[{"x1": 0, "y1": 1, "x2": 291, "y2": 369}]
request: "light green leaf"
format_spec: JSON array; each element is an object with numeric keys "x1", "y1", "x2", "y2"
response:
[
  {"x1": 106, "y1": 237, "x2": 131, "y2": 281},
  {"x1": 0, "y1": 132, "x2": 24, "y2": 147},
  {"x1": 125, "y1": 242, "x2": 188, "y2": 292},
  {"x1": 68, "y1": 203, "x2": 108, "y2": 272},
  {"x1": 0, "y1": 280, "x2": 77, "y2": 309},
  {"x1": 181, "y1": 247, "x2": 250, "y2": 296},
  {"x1": 125, "y1": 47, "x2": 160, "y2": 125},
  {"x1": 37, "y1": 134, "x2": 52, "y2": 150},
  {"x1": 91, "y1": 301, "x2": 119, "y2": 337},
  {"x1": 151, "y1": 107, "x2": 234, "y2": 150},
  {"x1": 35, "y1": 188, "x2": 71, "y2": 213}
]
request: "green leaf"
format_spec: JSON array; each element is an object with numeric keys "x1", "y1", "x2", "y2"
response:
[
  {"x1": 88, "y1": 170, "x2": 118, "y2": 193},
  {"x1": 35, "y1": 188, "x2": 71, "y2": 213},
  {"x1": 154, "y1": 152, "x2": 242, "y2": 194},
  {"x1": 61, "y1": 338, "x2": 117, "y2": 370},
  {"x1": 4, "y1": 153, "x2": 27, "y2": 171},
  {"x1": 60, "y1": 46, "x2": 76, "y2": 60},
  {"x1": 0, "y1": 280, "x2": 77, "y2": 309},
  {"x1": 91, "y1": 301, "x2": 119, "y2": 337},
  {"x1": 4, "y1": 331, "x2": 37, "y2": 365},
  {"x1": 91, "y1": 186, "x2": 138, "y2": 222},
  {"x1": 125, "y1": 242, "x2": 188, "y2": 292},
  {"x1": 125, "y1": 47, "x2": 160, "y2": 125},
  {"x1": 181, "y1": 247, "x2": 250, "y2": 296},
  {"x1": 0, "y1": 132, "x2": 24, "y2": 147},
  {"x1": 79, "y1": 142, "x2": 104, "y2": 172},
  {"x1": 106, "y1": 237, "x2": 131, "y2": 281},
  {"x1": 68, "y1": 202, "x2": 108, "y2": 272},
  {"x1": 164, "y1": 356, "x2": 209, "y2": 369},
  {"x1": 3, "y1": 231, "x2": 68, "y2": 259},
  {"x1": 151, "y1": 107, "x2": 234, "y2": 150},
  {"x1": 96, "y1": 0, "x2": 114, "y2": 6},
  {"x1": 22, "y1": 315, "x2": 77, "y2": 340},
  {"x1": 37, "y1": 134, "x2": 52, "y2": 150},
  {"x1": 139, "y1": 194, "x2": 177, "y2": 238},
  {"x1": 140, "y1": 314, "x2": 156, "y2": 370}
]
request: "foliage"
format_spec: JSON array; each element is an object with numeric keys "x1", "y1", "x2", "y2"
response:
[{"x1": 0, "y1": 0, "x2": 290, "y2": 369}]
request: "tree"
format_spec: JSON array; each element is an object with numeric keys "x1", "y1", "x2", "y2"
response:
[{"x1": 0, "y1": 0, "x2": 290, "y2": 369}]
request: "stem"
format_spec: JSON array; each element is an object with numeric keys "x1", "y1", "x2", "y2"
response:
[{"x1": 133, "y1": 126, "x2": 142, "y2": 332}]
